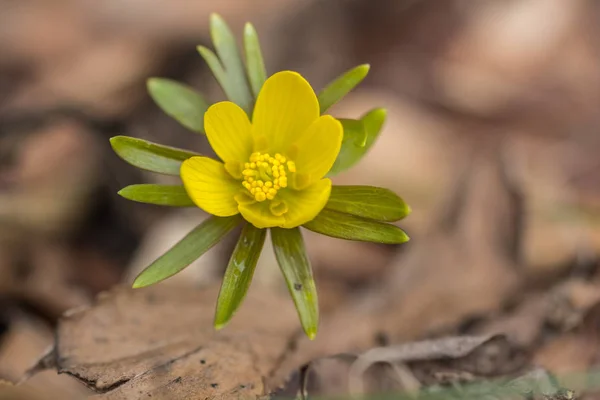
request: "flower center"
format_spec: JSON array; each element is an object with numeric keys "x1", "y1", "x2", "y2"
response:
[{"x1": 241, "y1": 152, "x2": 296, "y2": 202}]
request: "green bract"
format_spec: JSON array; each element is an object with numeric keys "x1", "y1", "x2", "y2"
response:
[{"x1": 110, "y1": 13, "x2": 411, "y2": 339}]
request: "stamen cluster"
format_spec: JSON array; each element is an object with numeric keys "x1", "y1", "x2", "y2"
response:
[{"x1": 241, "y1": 152, "x2": 296, "y2": 202}]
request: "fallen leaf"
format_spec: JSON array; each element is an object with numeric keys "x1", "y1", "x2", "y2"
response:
[{"x1": 27, "y1": 284, "x2": 305, "y2": 399}]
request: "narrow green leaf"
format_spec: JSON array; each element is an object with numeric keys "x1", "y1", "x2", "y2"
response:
[
  {"x1": 271, "y1": 227, "x2": 319, "y2": 340},
  {"x1": 215, "y1": 223, "x2": 266, "y2": 329},
  {"x1": 147, "y1": 78, "x2": 208, "y2": 133},
  {"x1": 197, "y1": 45, "x2": 228, "y2": 89},
  {"x1": 208, "y1": 13, "x2": 253, "y2": 114},
  {"x1": 133, "y1": 215, "x2": 241, "y2": 288},
  {"x1": 326, "y1": 185, "x2": 411, "y2": 222},
  {"x1": 118, "y1": 184, "x2": 194, "y2": 207},
  {"x1": 318, "y1": 64, "x2": 370, "y2": 113},
  {"x1": 243, "y1": 22, "x2": 267, "y2": 98},
  {"x1": 110, "y1": 136, "x2": 200, "y2": 175},
  {"x1": 303, "y1": 209, "x2": 409, "y2": 244},
  {"x1": 339, "y1": 118, "x2": 367, "y2": 147},
  {"x1": 327, "y1": 108, "x2": 386, "y2": 177}
]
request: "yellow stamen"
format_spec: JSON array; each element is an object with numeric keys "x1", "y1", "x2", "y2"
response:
[
  {"x1": 240, "y1": 152, "x2": 295, "y2": 214},
  {"x1": 255, "y1": 191, "x2": 266, "y2": 202}
]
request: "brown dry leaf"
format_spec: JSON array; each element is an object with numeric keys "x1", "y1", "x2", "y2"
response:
[
  {"x1": 277, "y1": 335, "x2": 527, "y2": 398},
  {"x1": 269, "y1": 144, "x2": 524, "y2": 389},
  {"x1": 27, "y1": 284, "x2": 305, "y2": 399},
  {"x1": 535, "y1": 300, "x2": 600, "y2": 378},
  {"x1": 0, "y1": 314, "x2": 90, "y2": 399},
  {"x1": 477, "y1": 294, "x2": 549, "y2": 348},
  {"x1": 0, "y1": 119, "x2": 102, "y2": 235},
  {"x1": 476, "y1": 279, "x2": 600, "y2": 349}
]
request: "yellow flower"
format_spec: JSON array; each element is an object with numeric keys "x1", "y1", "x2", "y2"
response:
[{"x1": 180, "y1": 71, "x2": 343, "y2": 229}]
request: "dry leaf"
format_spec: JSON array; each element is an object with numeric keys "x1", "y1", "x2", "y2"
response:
[{"x1": 26, "y1": 285, "x2": 308, "y2": 399}]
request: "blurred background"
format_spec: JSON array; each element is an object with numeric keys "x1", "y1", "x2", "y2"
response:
[{"x1": 2, "y1": 0, "x2": 600, "y2": 398}]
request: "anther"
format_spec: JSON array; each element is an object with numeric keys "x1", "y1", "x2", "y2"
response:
[{"x1": 255, "y1": 192, "x2": 266, "y2": 202}]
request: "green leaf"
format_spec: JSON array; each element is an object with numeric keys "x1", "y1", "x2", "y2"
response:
[
  {"x1": 110, "y1": 136, "x2": 200, "y2": 175},
  {"x1": 326, "y1": 185, "x2": 411, "y2": 222},
  {"x1": 118, "y1": 184, "x2": 194, "y2": 207},
  {"x1": 271, "y1": 227, "x2": 319, "y2": 340},
  {"x1": 303, "y1": 209, "x2": 409, "y2": 244},
  {"x1": 338, "y1": 118, "x2": 367, "y2": 147},
  {"x1": 201, "y1": 13, "x2": 253, "y2": 114},
  {"x1": 215, "y1": 223, "x2": 266, "y2": 329},
  {"x1": 243, "y1": 22, "x2": 267, "y2": 98},
  {"x1": 197, "y1": 46, "x2": 228, "y2": 90},
  {"x1": 133, "y1": 215, "x2": 241, "y2": 288},
  {"x1": 147, "y1": 78, "x2": 208, "y2": 133},
  {"x1": 327, "y1": 108, "x2": 386, "y2": 177},
  {"x1": 318, "y1": 64, "x2": 370, "y2": 114}
]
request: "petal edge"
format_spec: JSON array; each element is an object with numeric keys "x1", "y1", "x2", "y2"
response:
[{"x1": 181, "y1": 156, "x2": 240, "y2": 216}]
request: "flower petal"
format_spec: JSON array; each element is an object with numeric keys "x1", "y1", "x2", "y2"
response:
[
  {"x1": 252, "y1": 71, "x2": 319, "y2": 154},
  {"x1": 291, "y1": 115, "x2": 343, "y2": 185},
  {"x1": 180, "y1": 156, "x2": 240, "y2": 216},
  {"x1": 238, "y1": 202, "x2": 285, "y2": 229},
  {"x1": 279, "y1": 179, "x2": 332, "y2": 228},
  {"x1": 204, "y1": 101, "x2": 253, "y2": 163}
]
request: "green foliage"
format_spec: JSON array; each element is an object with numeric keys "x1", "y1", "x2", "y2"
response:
[
  {"x1": 243, "y1": 23, "x2": 267, "y2": 98},
  {"x1": 318, "y1": 64, "x2": 370, "y2": 113},
  {"x1": 304, "y1": 209, "x2": 409, "y2": 244},
  {"x1": 215, "y1": 223, "x2": 266, "y2": 329},
  {"x1": 271, "y1": 227, "x2": 319, "y2": 339},
  {"x1": 328, "y1": 108, "x2": 386, "y2": 177},
  {"x1": 110, "y1": 136, "x2": 199, "y2": 176},
  {"x1": 339, "y1": 118, "x2": 367, "y2": 146},
  {"x1": 198, "y1": 14, "x2": 253, "y2": 114},
  {"x1": 326, "y1": 185, "x2": 411, "y2": 222},
  {"x1": 118, "y1": 184, "x2": 194, "y2": 207},
  {"x1": 111, "y1": 15, "x2": 409, "y2": 340},
  {"x1": 133, "y1": 215, "x2": 241, "y2": 288},
  {"x1": 147, "y1": 78, "x2": 208, "y2": 133}
]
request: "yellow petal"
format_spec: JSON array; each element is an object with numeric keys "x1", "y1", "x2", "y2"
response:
[
  {"x1": 278, "y1": 179, "x2": 332, "y2": 228},
  {"x1": 238, "y1": 202, "x2": 285, "y2": 229},
  {"x1": 205, "y1": 101, "x2": 253, "y2": 163},
  {"x1": 291, "y1": 115, "x2": 343, "y2": 186},
  {"x1": 181, "y1": 156, "x2": 240, "y2": 216},
  {"x1": 252, "y1": 71, "x2": 319, "y2": 154}
]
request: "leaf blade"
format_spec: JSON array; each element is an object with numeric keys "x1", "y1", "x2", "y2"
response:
[
  {"x1": 338, "y1": 118, "x2": 367, "y2": 147},
  {"x1": 327, "y1": 108, "x2": 386, "y2": 177},
  {"x1": 110, "y1": 136, "x2": 200, "y2": 175},
  {"x1": 197, "y1": 45, "x2": 229, "y2": 91},
  {"x1": 209, "y1": 13, "x2": 253, "y2": 114},
  {"x1": 132, "y1": 215, "x2": 241, "y2": 288},
  {"x1": 147, "y1": 78, "x2": 208, "y2": 133},
  {"x1": 215, "y1": 223, "x2": 266, "y2": 329},
  {"x1": 118, "y1": 184, "x2": 194, "y2": 207},
  {"x1": 303, "y1": 209, "x2": 409, "y2": 244},
  {"x1": 243, "y1": 22, "x2": 267, "y2": 98},
  {"x1": 271, "y1": 227, "x2": 319, "y2": 339},
  {"x1": 318, "y1": 64, "x2": 370, "y2": 114},
  {"x1": 326, "y1": 185, "x2": 411, "y2": 222}
]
